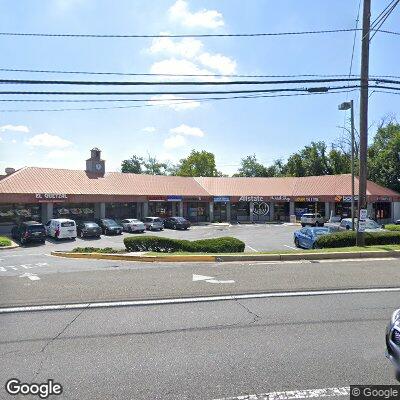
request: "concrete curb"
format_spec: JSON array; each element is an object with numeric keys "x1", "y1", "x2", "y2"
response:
[
  {"x1": 51, "y1": 249, "x2": 400, "y2": 263},
  {"x1": 0, "y1": 239, "x2": 19, "y2": 250}
]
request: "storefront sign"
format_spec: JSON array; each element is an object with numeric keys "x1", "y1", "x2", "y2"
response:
[
  {"x1": 377, "y1": 196, "x2": 391, "y2": 201},
  {"x1": 239, "y1": 195, "x2": 264, "y2": 202},
  {"x1": 335, "y1": 195, "x2": 343, "y2": 202},
  {"x1": 213, "y1": 196, "x2": 230, "y2": 203},
  {"x1": 270, "y1": 196, "x2": 290, "y2": 202},
  {"x1": 343, "y1": 195, "x2": 359, "y2": 202},
  {"x1": 148, "y1": 196, "x2": 166, "y2": 202},
  {"x1": 167, "y1": 196, "x2": 182, "y2": 202},
  {"x1": 294, "y1": 197, "x2": 319, "y2": 202},
  {"x1": 35, "y1": 193, "x2": 67, "y2": 202}
]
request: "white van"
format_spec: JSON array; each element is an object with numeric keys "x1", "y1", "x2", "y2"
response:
[{"x1": 45, "y1": 218, "x2": 77, "y2": 240}]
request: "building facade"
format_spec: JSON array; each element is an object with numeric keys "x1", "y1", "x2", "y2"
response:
[{"x1": 0, "y1": 149, "x2": 399, "y2": 230}]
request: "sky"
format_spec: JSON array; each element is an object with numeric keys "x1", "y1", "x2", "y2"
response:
[{"x1": 0, "y1": 0, "x2": 399, "y2": 175}]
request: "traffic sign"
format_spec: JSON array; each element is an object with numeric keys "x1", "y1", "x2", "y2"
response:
[{"x1": 359, "y1": 209, "x2": 368, "y2": 220}]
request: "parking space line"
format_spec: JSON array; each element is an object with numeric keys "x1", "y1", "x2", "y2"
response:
[
  {"x1": 284, "y1": 245, "x2": 299, "y2": 251},
  {"x1": 246, "y1": 245, "x2": 258, "y2": 252}
]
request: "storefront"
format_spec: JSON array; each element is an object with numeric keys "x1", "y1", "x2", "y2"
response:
[
  {"x1": 53, "y1": 202, "x2": 95, "y2": 221},
  {"x1": 184, "y1": 201, "x2": 209, "y2": 222},
  {"x1": 0, "y1": 203, "x2": 41, "y2": 226},
  {"x1": 294, "y1": 197, "x2": 325, "y2": 219},
  {"x1": 231, "y1": 201, "x2": 250, "y2": 223},
  {"x1": 105, "y1": 202, "x2": 139, "y2": 220}
]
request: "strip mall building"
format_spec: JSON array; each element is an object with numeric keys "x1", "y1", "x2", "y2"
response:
[{"x1": 0, "y1": 148, "x2": 399, "y2": 229}]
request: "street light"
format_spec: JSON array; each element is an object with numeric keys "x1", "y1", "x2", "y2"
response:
[{"x1": 338, "y1": 100, "x2": 356, "y2": 232}]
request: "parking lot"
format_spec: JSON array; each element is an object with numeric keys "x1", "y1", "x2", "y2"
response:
[{"x1": 7, "y1": 223, "x2": 301, "y2": 253}]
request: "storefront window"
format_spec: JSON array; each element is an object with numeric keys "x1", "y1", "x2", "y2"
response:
[
  {"x1": 335, "y1": 201, "x2": 358, "y2": 219},
  {"x1": 373, "y1": 202, "x2": 391, "y2": 220},
  {"x1": 184, "y1": 202, "x2": 209, "y2": 222},
  {"x1": 295, "y1": 202, "x2": 325, "y2": 218},
  {"x1": 0, "y1": 204, "x2": 41, "y2": 226},
  {"x1": 273, "y1": 202, "x2": 290, "y2": 222},
  {"x1": 106, "y1": 202, "x2": 138, "y2": 220},
  {"x1": 231, "y1": 202, "x2": 250, "y2": 222},
  {"x1": 213, "y1": 202, "x2": 228, "y2": 222},
  {"x1": 149, "y1": 202, "x2": 179, "y2": 218},
  {"x1": 53, "y1": 203, "x2": 95, "y2": 221}
]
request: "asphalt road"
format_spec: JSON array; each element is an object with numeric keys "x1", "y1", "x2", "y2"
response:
[
  {"x1": 0, "y1": 291, "x2": 398, "y2": 400},
  {"x1": 5, "y1": 223, "x2": 300, "y2": 253},
  {"x1": 1, "y1": 251, "x2": 400, "y2": 307}
]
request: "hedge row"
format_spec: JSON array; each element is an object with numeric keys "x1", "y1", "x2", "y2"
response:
[
  {"x1": 124, "y1": 236, "x2": 245, "y2": 253},
  {"x1": 316, "y1": 230, "x2": 400, "y2": 248},
  {"x1": 0, "y1": 236, "x2": 11, "y2": 247},
  {"x1": 384, "y1": 224, "x2": 400, "y2": 232},
  {"x1": 71, "y1": 247, "x2": 126, "y2": 254}
]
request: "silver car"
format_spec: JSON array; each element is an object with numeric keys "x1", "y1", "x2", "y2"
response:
[
  {"x1": 120, "y1": 218, "x2": 145, "y2": 233},
  {"x1": 143, "y1": 217, "x2": 164, "y2": 231},
  {"x1": 338, "y1": 218, "x2": 385, "y2": 232},
  {"x1": 300, "y1": 213, "x2": 324, "y2": 227}
]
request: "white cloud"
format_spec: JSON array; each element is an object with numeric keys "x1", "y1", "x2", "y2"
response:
[
  {"x1": 26, "y1": 132, "x2": 72, "y2": 148},
  {"x1": 198, "y1": 52, "x2": 237, "y2": 75},
  {"x1": 11, "y1": 139, "x2": 17, "y2": 144},
  {"x1": 148, "y1": 95, "x2": 200, "y2": 111},
  {"x1": 150, "y1": 58, "x2": 213, "y2": 80},
  {"x1": 149, "y1": 36, "x2": 203, "y2": 59},
  {"x1": 164, "y1": 135, "x2": 186, "y2": 149},
  {"x1": 142, "y1": 126, "x2": 156, "y2": 133},
  {"x1": 169, "y1": 0, "x2": 224, "y2": 29},
  {"x1": 170, "y1": 124, "x2": 205, "y2": 137},
  {"x1": 0, "y1": 124, "x2": 29, "y2": 133}
]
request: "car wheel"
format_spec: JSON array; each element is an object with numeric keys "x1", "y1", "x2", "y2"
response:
[
  {"x1": 301, "y1": 223, "x2": 305, "y2": 227},
  {"x1": 320, "y1": 223, "x2": 324, "y2": 227},
  {"x1": 173, "y1": 224, "x2": 177, "y2": 230},
  {"x1": 41, "y1": 239, "x2": 46, "y2": 244},
  {"x1": 315, "y1": 222, "x2": 319, "y2": 227},
  {"x1": 96, "y1": 235, "x2": 101, "y2": 238},
  {"x1": 160, "y1": 228, "x2": 164, "y2": 231},
  {"x1": 80, "y1": 231, "x2": 85, "y2": 238},
  {"x1": 20, "y1": 237, "x2": 26, "y2": 245},
  {"x1": 294, "y1": 237, "x2": 300, "y2": 247}
]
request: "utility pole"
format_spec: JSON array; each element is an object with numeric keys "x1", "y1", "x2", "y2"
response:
[{"x1": 357, "y1": 0, "x2": 371, "y2": 246}]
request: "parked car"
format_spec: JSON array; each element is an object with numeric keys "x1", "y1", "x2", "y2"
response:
[
  {"x1": 120, "y1": 218, "x2": 145, "y2": 233},
  {"x1": 11, "y1": 221, "x2": 46, "y2": 245},
  {"x1": 294, "y1": 226, "x2": 333, "y2": 249},
  {"x1": 395, "y1": 219, "x2": 400, "y2": 225},
  {"x1": 386, "y1": 308, "x2": 400, "y2": 381},
  {"x1": 143, "y1": 217, "x2": 164, "y2": 231},
  {"x1": 163, "y1": 217, "x2": 191, "y2": 230},
  {"x1": 45, "y1": 218, "x2": 77, "y2": 240},
  {"x1": 76, "y1": 221, "x2": 102, "y2": 238},
  {"x1": 338, "y1": 218, "x2": 385, "y2": 232},
  {"x1": 96, "y1": 219, "x2": 123, "y2": 235},
  {"x1": 300, "y1": 213, "x2": 324, "y2": 227}
]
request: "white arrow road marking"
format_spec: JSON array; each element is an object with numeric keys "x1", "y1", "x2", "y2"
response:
[
  {"x1": 19, "y1": 273, "x2": 40, "y2": 281},
  {"x1": 192, "y1": 274, "x2": 235, "y2": 284},
  {"x1": 213, "y1": 386, "x2": 351, "y2": 400}
]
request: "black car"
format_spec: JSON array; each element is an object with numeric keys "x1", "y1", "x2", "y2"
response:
[
  {"x1": 11, "y1": 221, "x2": 46, "y2": 245},
  {"x1": 163, "y1": 217, "x2": 191, "y2": 230},
  {"x1": 96, "y1": 219, "x2": 123, "y2": 235},
  {"x1": 386, "y1": 308, "x2": 400, "y2": 381},
  {"x1": 76, "y1": 221, "x2": 102, "y2": 238}
]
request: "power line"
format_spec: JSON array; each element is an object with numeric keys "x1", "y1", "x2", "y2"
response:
[
  {"x1": 0, "y1": 89, "x2": 358, "y2": 112},
  {"x1": 0, "y1": 77, "x2": 365, "y2": 86},
  {"x1": 370, "y1": 0, "x2": 400, "y2": 40},
  {"x1": 0, "y1": 28, "x2": 398, "y2": 39},
  {"x1": 0, "y1": 85, "x2": 362, "y2": 97}
]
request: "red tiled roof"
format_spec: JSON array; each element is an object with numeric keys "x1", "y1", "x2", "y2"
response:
[{"x1": 0, "y1": 167, "x2": 398, "y2": 198}]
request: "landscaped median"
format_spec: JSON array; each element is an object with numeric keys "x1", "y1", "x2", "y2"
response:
[{"x1": 0, "y1": 236, "x2": 18, "y2": 250}]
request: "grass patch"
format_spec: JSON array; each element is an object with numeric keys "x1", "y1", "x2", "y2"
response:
[
  {"x1": 385, "y1": 224, "x2": 400, "y2": 232},
  {"x1": 146, "y1": 244, "x2": 400, "y2": 256},
  {"x1": 0, "y1": 236, "x2": 12, "y2": 247},
  {"x1": 71, "y1": 247, "x2": 126, "y2": 254}
]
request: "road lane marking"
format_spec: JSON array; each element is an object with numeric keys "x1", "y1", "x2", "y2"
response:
[
  {"x1": 0, "y1": 262, "x2": 48, "y2": 273},
  {"x1": 19, "y1": 273, "x2": 40, "y2": 281},
  {"x1": 193, "y1": 274, "x2": 235, "y2": 284},
  {"x1": 213, "y1": 386, "x2": 350, "y2": 400},
  {"x1": 1, "y1": 287, "x2": 400, "y2": 314}
]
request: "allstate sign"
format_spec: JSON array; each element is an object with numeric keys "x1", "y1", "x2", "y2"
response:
[{"x1": 239, "y1": 195, "x2": 264, "y2": 202}]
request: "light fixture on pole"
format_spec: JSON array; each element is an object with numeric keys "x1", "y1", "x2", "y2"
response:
[{"x1": 339, "y1": 100, "x2": 356, "y2": 231}]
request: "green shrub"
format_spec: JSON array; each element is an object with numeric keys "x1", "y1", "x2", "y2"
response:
[
  {"x1": 0, "y1": 236, "x2": 11, "y2": 247},
  {"x1": 71, "y1": 247, "x2": 125, "y2": 254},
  {"x1": 316, "y1": 231, "x2": 400, "y2": 248},
  {"x1": 123, "y1": 236, "x2": 245, "y2": 253},
  {"x1": 384, "y1": 224, "x2": 400, "y2": 232}
]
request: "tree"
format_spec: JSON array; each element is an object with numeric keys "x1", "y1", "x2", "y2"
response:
[
  {"x1": 234, "y1": 154, "x2": 268, "y2": 177},
  {"x1": 327, "y1": 148, "x2": 350, "y2": 175},
  {"x1": 143, "y1": 155, "x2": 168, "y2": 175},
  {"x1": 176, "y1": 150, "x2": 219, "y2": 177},
  {"x1": 121, "y1": 155, "x2": 143, "y2": 173},
  {"x1": 368, "y1": 122, "x2": 400, "y2": 192},
  {"x1": 284, "y1": 153, "x2": 305, "y2": 176}
]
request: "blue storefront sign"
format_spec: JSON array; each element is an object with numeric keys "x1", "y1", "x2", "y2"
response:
[
  {"x1": 213, "y1": 196, "x2": 230, "y2": 203},
  {"x1": 167, "y1": 195, "x2": 183, "y2": 202}
]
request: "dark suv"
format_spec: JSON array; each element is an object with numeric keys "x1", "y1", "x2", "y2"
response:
[
  {"x1": 11, "y1": 221, "x2": 46, "y2": 245},
  {"x1": 163, "y1": 217, "x2": 191, "y2": 230},
  {"x1": 95, "y1": 219, "x2": 123, "y2": 235}
]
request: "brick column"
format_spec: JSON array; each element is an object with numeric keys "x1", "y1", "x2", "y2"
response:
[
  {"x1": 178, "y1": 202, "x2": 183, "y2": 217},
  {"x1": 209, "y1": 201, "x2": 214, "y2": 222},
  {"x1": 142, "y1": 202, "x2": 149, "y2": 218},
  {"x1": 41, "y1": 203, "x2": 53, "y2": 223},
  {"x1": 226, "y1": 202, "x2": 231, "y2": 222},
  {"x1": 269, "y1": 202, "x2": 275, "y2": 221},
  {"x1": 324, "y1": 202, "x2": 330, "y2": 220},
  {"x1": 249, "y1": 201, "x2": 254, "y2": 223}
]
